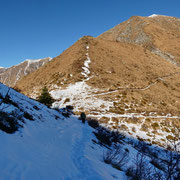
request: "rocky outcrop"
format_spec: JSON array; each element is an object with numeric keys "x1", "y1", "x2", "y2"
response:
[{"x1": 98, "y1": 15, "x2": 180, "y2": 66}]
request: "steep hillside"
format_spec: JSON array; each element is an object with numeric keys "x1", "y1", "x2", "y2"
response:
[
  {"x1": 98, "y1": 15, "x2": 180, "y2": 66},
  {"x1": 0, "y1": 82, "x2": 121, "y2": 179},
  {"x1": 0, "y1": 57, "x2": 51, "y2": 87},
  {"x1": 0, "y1": 83, "x2": 179, "y2": 179},
  {"x1": 15, "y1": 15, "x2": 180, "y2": 147}
]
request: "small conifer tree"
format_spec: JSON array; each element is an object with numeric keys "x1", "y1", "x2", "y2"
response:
[{"x1": 37, "y1": 86, "x2": 54, "y2": 107}]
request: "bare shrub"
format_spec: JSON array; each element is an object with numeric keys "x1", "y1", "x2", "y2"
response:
[
  {"x1": 93, "y1": 127, "x2": 125, "y2": 146},
  {"x1": 126, "y1": 152, "x2": 152, "y2": 180},
  {"x1": 103, "y1": 145, "x2": 129, "y2": 171},
  {"x1": 93, "y1": 128, "x2": 112, "y2": 146},
  {"x1": 0, "y1": 110, "x2": 22, "y2": 133},
  {"x1": 87, "y1": 118, "x2": 99, "y2": 129},
  {"x1": 163, "y1": 129, "x2": 180, "y2": 180}
]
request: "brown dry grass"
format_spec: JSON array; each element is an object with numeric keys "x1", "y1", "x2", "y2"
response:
[{"x1": 15, "y1": 16, "x2": 180, "y2": 139}]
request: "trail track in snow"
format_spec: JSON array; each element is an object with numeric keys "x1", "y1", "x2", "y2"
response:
[{"x1": 71, "y1": 122, "x2": 104, "y2": 180}]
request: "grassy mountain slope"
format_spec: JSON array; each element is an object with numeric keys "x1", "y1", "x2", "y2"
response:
[{"x1": 15, "y1": 15, "x2": 180, "y2": 146}]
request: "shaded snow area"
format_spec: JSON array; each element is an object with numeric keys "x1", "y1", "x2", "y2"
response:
[
  {"x1": 0, "y1": 83, "x2": 121, "y2": 179},
  {"x1": 0, "y1": 117, "x2": 123, "y2": 180},
  {"x1": 0, "y1": 83, "x2": 179, "y2": 179}
]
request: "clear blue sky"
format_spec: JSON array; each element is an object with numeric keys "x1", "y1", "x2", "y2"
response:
[{"x1": 0, "y1": 0, "x2": 180, "y2": 67}]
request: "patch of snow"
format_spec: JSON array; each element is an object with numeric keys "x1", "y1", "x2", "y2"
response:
[
  {"x1": 148, "y1": 14, "x2": 168, "y2": 18},
  {"x1": 1, "y1": 80, "x2": 179, "y2": 179},
  {"x1": 81, "y1": 46, "x2": 91, "y2": 80},
  {"x1": 0, "y1": 82, "x2": 124, "y2": 179},
  {"x1": 25, "y1": 57, "x2": 52, "y2": 64},
  {"x1": 14, "y1": 68, "x2": 22, "y2": 85},
  {"x1": 12, "y1": 57, "x2": 52, "y2": 69},
  {"x1": 51, "y1": 81, "x2": 113, "y2": 112},
  {"x1": 149, "y1": 14, "x2": 159, "y2": 18}
]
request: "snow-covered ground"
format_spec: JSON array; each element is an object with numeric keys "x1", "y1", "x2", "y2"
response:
[
  {"x1": 0, "y1": 83, "x2": 179, "y2": 179},
  {"x1": 0, "y1": 82, "x2": 125, "y2": 180},
  {"x1": 51, "y1": 81, "x2": 113, "y2": 113},
  {"x1": 0, "y1": 116, "x2": 125, "y2": 180}
]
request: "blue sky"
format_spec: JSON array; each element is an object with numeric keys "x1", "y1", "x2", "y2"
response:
[{"x1": 0, "y1": 0, "x2": 180, "y2": 67}]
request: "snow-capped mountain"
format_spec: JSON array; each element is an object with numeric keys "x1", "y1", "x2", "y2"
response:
[
  {"x1": 0, "y1": 57, "x2": 52, "y2": 87},
  {"x1": 0, "y1": 82, "x2": 179, "y2": 179},
  {"x1": 0, "y1": 67, "x2": 6, "y2": 74},
  {"x1": 15, "y1": 15, "x2": 180, "y2": 148}
]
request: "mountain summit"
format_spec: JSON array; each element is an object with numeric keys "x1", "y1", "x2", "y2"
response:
[{"x1": 98, "y1": 15, "x2": 180, "y2": 65}]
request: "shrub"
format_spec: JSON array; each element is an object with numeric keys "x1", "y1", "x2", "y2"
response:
[
  {"x1": 93, "y1": 128, "x2": 112, "y2": 146},
  {"x1": 103, "y1": 145, "x2": 129, "y2": 171},
  {"x1": 126, "y1": 152, "x2": 151, "y2": 180},
  {"x1": 0, "y1": 110, "x2": 22, "y2": 133},
  {"x1": 87, "y1": 118, "x2": 99, "y2": 129},
  {"x1": 166, "y1": 135, "x2": 174, "y2": 141},
  {"x1": 24, "y1": 112, "x2": 34, "y2": 121},
  {"x1": 93, "y1": 127, "x2": 125, "y2": 147},
  {"x1": 60, "y1": 107, "x2": 72, "y2": 118},
  {"x1": 66, "y1": 105, "x2": 74, "y2": 111},
  {"x1": 132, "y1": 127, "x2": 136, "y2": 133},
  {"x1": 64, "y1": 98, "x2": 70, "y2": 103},
  {"x1": 119, "y1": 124, "x2": 128, "y2": 131},
  {"x1": 33, "y1": 105, "x2": 40, "y2": 110},
  {"x1": 151, "y1": 122, "x2": 159, "y2": 129},
  {"x1": 150, "y1": 157, "x2": 165, "y2": 171},
  {"x1": 140, "y1": 123, "x2": 149, "y2": 132}
]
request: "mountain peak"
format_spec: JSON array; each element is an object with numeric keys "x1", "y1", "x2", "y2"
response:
[
  {"x1": 0, "y1": 57, "x2": 52, "y2": 87},
  {"x1": 148, "y1": 14, "x2": 167, "y2": 18},
  {"x1": 98, "y1": 14, "x2": 180, "y2": 66}
]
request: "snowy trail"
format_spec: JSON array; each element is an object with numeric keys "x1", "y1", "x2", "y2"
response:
[
  {"x1": 0, "y1": 112, "x2": 120, "y2": 180},
  {"x1": 71, "y1": 122, "x2": 104, "y2": 180},
  {"x1": 90, "y1": 113, "x2": 180, "y2": 119},
  {"x1": 81, "y1": 45, "x2": 91, "y2": 80},
  {"x1": 92, "y1": 71, "x2": 180, "y2": 95}
]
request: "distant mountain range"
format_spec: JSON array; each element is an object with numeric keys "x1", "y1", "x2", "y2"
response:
[{"x1": 0, "y1": 57, "x2": 51, "y2": 87}]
